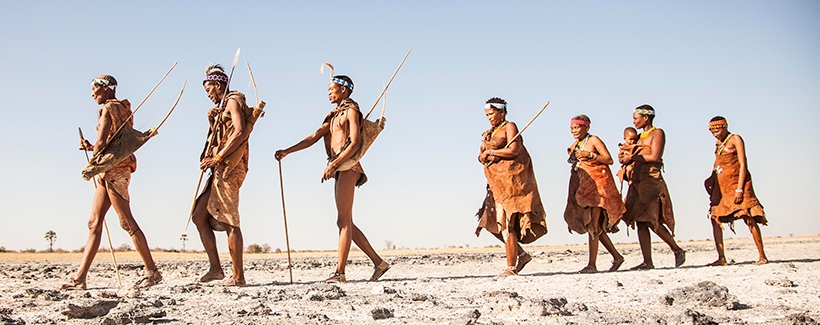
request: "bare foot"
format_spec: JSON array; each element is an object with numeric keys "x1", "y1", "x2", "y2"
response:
[
  {"x1": 754, "y1": 258, "x2": 769, "y2": 265},
  {"x1": 220, "y1": 277, "x2": 246, "y2": 287},
  {"x1": 608, "y1": 258, "x2": 625, "y2": 272},
  {"x1": 369, "y1": 261, "x2": 391, "y2": 282},
  {"x1": 198, "y1": 270, "x2": 225, "y2": 283},
  {"x1": 515, "y1": 252, "x2": 532, "y2": 274},
  {"x1": 629, "y1": 262, "x2": 654, "y2": 270},
  {"x1": 59, "y1": 277, "x2": 87, "y2": 291},
  {"x1": 707, "y1": 259, "x2": 728, "y2": 266},
  {"x1": 322, "y1": 272, "x2": 346, "y2": 283},
  {"x1": 674, "y1": 250, "x2": 686, "y2": 267},
  {"x1": 578, "y1": 266, "x2": 598, "y2": 274},
  {"x1": 497, "y1": 268, "x2": 517, "y2": 277},
  {"x1": 134, "y1": 271, "x2": 163, "y2": 288}
]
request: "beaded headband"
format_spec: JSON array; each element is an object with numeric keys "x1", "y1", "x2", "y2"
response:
[
  {"x1": 331, "y1": 77, "x2": 354, "y2": 91},
  {"x1": 570, "y1": 119, "x2": 590, "y2": 126},
  {"x1": 709, "y1": 120, "x2": 728, "y2": 130},
  {"x1": 485, "y1": 103, "x2": 506, "y2": 110},
  {"x1": 634, "y1": 108, "x2": 655, "y2": 116},
  {"x1": 91, "y1": 78, "x2": 117, "y2": 90},
  {"x1": 204, "y1": 74, "x2": 229, "y2": 84}
]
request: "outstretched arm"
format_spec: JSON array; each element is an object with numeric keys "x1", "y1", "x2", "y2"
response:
[{"x1": 275, "y1": 122, "x2": 329, "y2": 161}]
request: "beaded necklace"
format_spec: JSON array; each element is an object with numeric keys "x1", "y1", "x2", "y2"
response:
[
  {"x1": 639, "y1": 126, "x2": 656, "y2": 139},
  {"x1": 716, "y1": 133, "x2": 733, "y2": 155},
  {"x1": 491, "y1": 121, "x2": 508, "y2": 138}
]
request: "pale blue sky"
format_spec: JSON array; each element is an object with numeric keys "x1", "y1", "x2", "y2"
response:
[{"x1": 1, "y1": 2, "x2": 818, "y2": 252}]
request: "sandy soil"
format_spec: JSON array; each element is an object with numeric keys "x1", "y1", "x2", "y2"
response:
[{"x1": 1, "y1": 237, "x2": 818, "y2": 324}]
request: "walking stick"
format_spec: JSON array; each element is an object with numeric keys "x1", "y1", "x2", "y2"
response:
[
  {"x1": 185, "y1": 49, "x2": 241, "y2": 231},
  {"x1": 277, "y1": 160, "x2": 294, "y2": 284},
  {"x1": 79, "y1": 127, "x2": 123, "y2": 289}
]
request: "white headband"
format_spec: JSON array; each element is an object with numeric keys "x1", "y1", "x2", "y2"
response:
[
  {"x1": 91, "y1": 78, "x2": 117, "y2": 91},
  {"x1": 485, "y1": 103, "x2": 506, "y2": 110}
]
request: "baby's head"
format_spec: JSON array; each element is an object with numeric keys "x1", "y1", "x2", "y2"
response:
[{"x1": 623, "y1": 127, "x2": 638, "y2": 145}]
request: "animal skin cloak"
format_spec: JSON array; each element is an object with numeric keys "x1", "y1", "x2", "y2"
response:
[
  {"x1": 199, "y1": 91, "x2": 252, "y2": 231},
  {"x1": 622, "y1": 159, "x2": 675, "y2": 234},
  {"x1": 475, "y1": 135, "x2": 548, "y2": 244},
  {"x1": 704, "y1": 137, "x2": 767, "y2": 228},
  {"x1": 97, "y1": 99, "x2": 137, "y2": 201},
  {"x1": 563, "y1": 140, "x2": 626, "y2": 234}
]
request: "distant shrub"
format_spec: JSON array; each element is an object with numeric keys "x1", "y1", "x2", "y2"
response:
[
  {"x1": 246, "y1": 244, "x2": 263, "y2": 254},
  {"x1": 275, "y1": 248, "x2": 282, "y2": 253},
  {"x1": 262, "y1": 244, "x2": 271, "y2": 253},
  {"x1": 53, "y1": 248, "x2": 68, "y2": 253},
  {"x1": 0, "y1": 246, "x2": 6, "y2": 252},
  {"x1": 116, "y1": 243, "x2": 132, "y2": 252},
  {"x1": 20, "y1": 248, "x2": 36, "y2": 253}
]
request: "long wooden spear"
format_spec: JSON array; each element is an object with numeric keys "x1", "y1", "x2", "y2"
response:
[
  {"x1": 79, "y1": 127, "x2": 123, "y2": 289},
  {"x1": 186, "y1": 49, "x2": 241, "y2": 231},
  {"x1": 365, "y1": 49, "x2": 412, "y2": 119}
]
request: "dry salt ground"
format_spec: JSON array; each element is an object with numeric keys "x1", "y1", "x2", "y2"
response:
[{"x1": 1, "y1": 237, "x2": 818, "y2": 324}]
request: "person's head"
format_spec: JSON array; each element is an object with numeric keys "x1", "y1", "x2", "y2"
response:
[
  {"x1": 708, "y1": 116, "x2": 729, "y2": 139},
  {"x1": 203, "y1": 64, "x2": 229, "y2": 104},
  {"x1": 91, "y1": 74, "x2": 117, "y2": 105},
  {"x1": 484, "y1": 97, "x2": 507, "y2": 127},
  {"x1": 328, "y1": 75, "x2": 354, "y2": 104},
  {"x1": 623, "y1": 127, "x2": 639, "y2": 145},
  {"x1": 569, "y1": 114, "x2": 591, "y2": 140},
  {"x1": 632, "y1": 104, "x2": 656, "y2": 129}
]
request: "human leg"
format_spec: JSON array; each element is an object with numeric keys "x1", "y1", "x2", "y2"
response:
[
  {"x1": 192, "y1": 186, "x2": 224, "y2": 281},
  {"x1": 581, "y1": 208, "x2": 603, "y2": 273},
  {"x1": 630, "y1": 222, "x2": 655, "y2": 270},
  {"x1": 332, "y1": 170, "x2": 360, "y2": 278},
  {"x1": 599, "y1": 232, "x2": 624, "y2": 271},
  {"x1": 652, "y1": 224, "x2": 685, "y2": 267},
  {"x1": 63, "y1": 183, "x2": 111, "y2": 289},
  {"x1": 708, "y1": 218, "x2": 728, "y2": 266},
  {"x1": 748, "y1": 222, "x2": 768, "y2": 265},
  {"x1": 223, "y1": 225, "x2": 246, "y2": 286}
]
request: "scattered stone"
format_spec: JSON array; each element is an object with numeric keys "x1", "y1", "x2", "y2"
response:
[
  {"x1": 370, "y1": 284, "x2": 385, "y2": 295},
  {"x1": 780, "y1": 312, "x2": 818, "y2": 325},
  {"x1": 766, "y1": 279, "x2": 797, "y2": 288},
  {"x1": 459, "y1": 309, "x2": 481, "y2": 325},
  {"x1": 651, "y1": 279, "x2": 664, "y2": 285},
  {"x1": 543, "y1": 297, "x2": 571, "y2": 316},
  {"x1": 615, "y1": 281, "x2": 624, "y2": 287},
  {"x1": 119, "y1": 287, "x2": 140, "y2": 299},
  {"x1": 410, "y1": 293, "x2": 429, "y2": 301},
  {"x1": 101, "y1": 301, "x2": 167, "y2": 324},
  {"x1": 247, "y1": 303, "x2": 273, "y2": 316},
  {"x1": 0, "y1": 307, "x2": 24, "y2": 325},
  {"x1": 306, "y1": 284, "x2": 346, "y2": 301},
  {"x1": 662, "y1": 281, "x2": 740, "y2": 310},
  {"x1": 98, "y1": 291, "x2": 119, "y2": 299},
  {"x1": 670, "y1": 309, "x2": 718, "y2": 325},
  {"x1": 168, "y1": 283, "x2": 204, "y2": 294},
  {"x1": 61, "y1": 300, "x2": 120, "y2": 319},
  {"x1": 370, "y1": 307, "x2": 393, "y2": 320},
  {"x1": 306, "y1": 313, "x2": 330, "y2": 321},
  {"x1": 487, "y1": 290, "x2": 518, "y2": 298},
  {"x1": 566, "y1": 302, "x2": 588, "y2": 313},
  {"x1": 25, "y1": 288, "x2": 67, "y2": 301}
]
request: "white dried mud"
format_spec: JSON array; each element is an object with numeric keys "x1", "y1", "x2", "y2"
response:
[{"x1": 0, "y1": 238, "x2": 818, "y2": 324}]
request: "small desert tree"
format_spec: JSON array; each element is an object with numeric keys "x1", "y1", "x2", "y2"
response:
[
  {"x1": 180, "y1": 234, "x2": 188, "y2": 251},
  {"x1": 44, "y1": 230, "x2": 57, "y2": 252}
]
